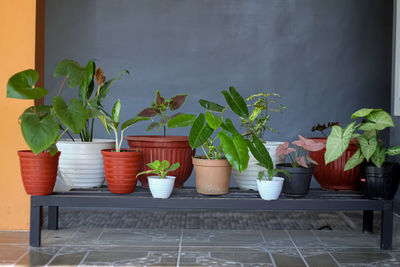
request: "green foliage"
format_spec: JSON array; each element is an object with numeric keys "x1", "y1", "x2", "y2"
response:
[
  {"x1": 7, "y1": 69, "x2": 87, "y2": 155},
  {"x1": 325, "y1": 108, "x2": 399, "y2": 170},
  {"x1": 136, "y1": 160, "x2": 180, "y2": 178},
  {"x1": 7, "y1": 69, "x2": 48, "y2": 100},
  {"x1": 138, "y1": 90, "x2": 195, "y2": 136},
  {"x1": 54, "y1": 59, "x2": 129, "y2": 142},
  {"x1": 95, "y1": 99, "x2": 150, "y2": 152},
  {"x1": 241, "y1": 92, "x2": 286, "y2": 140},
  {"x1": 189, "y1": 87, "x2": 250, "y2": 172}
]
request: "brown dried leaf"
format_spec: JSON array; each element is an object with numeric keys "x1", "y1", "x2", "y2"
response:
[{"x1": 94, "y1": 67, "x2": 106, "y2": 87}]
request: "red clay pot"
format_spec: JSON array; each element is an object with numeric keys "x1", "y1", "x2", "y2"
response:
[
  {"x1": 309, "y1": 137, "x2": 360, "y2": 190},
  {"x1": 126, "y1": 136, "x2": 195, "y2": 188},
  {"x1": 101, "y1": 149, "x2": 141, "y2": 194},
  {"x1": 18, "y1": 150, "x2": 60, "y2": 196}
]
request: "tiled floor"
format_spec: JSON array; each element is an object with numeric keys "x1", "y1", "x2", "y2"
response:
[{"x1": 0, "y1": 213, "x2": 399, "y2": 266}]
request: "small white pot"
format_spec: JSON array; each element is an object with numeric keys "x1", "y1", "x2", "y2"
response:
[
  {"x1": 148, "y1": 176, "x2": 176, "y2": 199},
  {"x1": 57, "y1": 139, "x2": 114, "y2": 188},
  {"x1": 233, "y1": 141, "x2": 285, "y2": 191},
  {"x1": 256, "y1": 177, "x2": 284, "y2": 200}
]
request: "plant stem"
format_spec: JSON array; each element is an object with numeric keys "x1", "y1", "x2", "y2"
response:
[
  {"x1": 57, "y1": 77, "x2": 67, "y2": 96},
  {"x1": 163, "y1": 125, "x2": 166, "y2": 138},
  {"x1": 201, "y1": 145, "x2": 210, "y2": 160},
  {"x1": 118, "y1": 130, "x2": 124, "y2": 152},
  {"x1": 112, "y1": 127, "x2": 119, "y2": 152},
  {"x1": 90, "y1": 119, "x2": 94, "y2": 142}
]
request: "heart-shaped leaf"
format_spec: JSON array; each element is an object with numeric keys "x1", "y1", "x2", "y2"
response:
[
  {"x1": 52, "y1": 96, "x2": 87, "y2": 134},
  {"x1": 371, "y1": 146, "x2": 386, "y2": 168},
  {"x1": 358, "y1": 136, "x2": 377, "y2": 161},
  {"x1": 189, "y1": 113, "x2": 213, "y2": 148},
  {"x1": 351, "y1": 108, "x2": 382, "y2": 119},
  {"x1": 20, "y1": 107, "x2": 59, "y2": 154},
  {"x1": 344, "y1": 148, "x2": 365, "y2": 171},
  {"x1": 218, "y1": 132, "x2": 249, "y2": 172},
  {"x1": 325, "y1": 122, "x2": 356, "y2": 164},
  {"x1": 7, "y1": 69, "x2": 48, "y2": 99},
  {"x1": 386, "y1": 146, "x2": 400, "y2": 156},
  {"x1": 53, "y1": 59, "x2": 86, "y2": 88},
  {"x1": 365, "y1": 110, "x2": 394, "y2": 130}
]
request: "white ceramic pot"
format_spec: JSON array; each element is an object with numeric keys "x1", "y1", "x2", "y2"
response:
[
  {"x1": 233, "y1": 141, "x2": 285, "y2": 191},
  {"x1": 148, "y1": 176, "x2": 176, "y2": 199},
  {"x1": 57, "y1": 139, "x2": 114, "y2": 188},
  {"x1": 257, "y1": 177, "x2": 284, "y2": 200}
]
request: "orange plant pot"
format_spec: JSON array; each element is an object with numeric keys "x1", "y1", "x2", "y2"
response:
[
  {"x1": 309, "y1": 137, "x2": 360, "y2": 190},
  {"x1": 101, "y1": 149, "x2": 141, "y2": 194},
  {"x1": 126, "y1": 136, "x2": 195, "y2": 188},
  {"x1": 18, "y1": 150, "x2": 60, "y2": 196},
  {"x1": 192, "y1": 157, "x2": 232, "y2": 195}
]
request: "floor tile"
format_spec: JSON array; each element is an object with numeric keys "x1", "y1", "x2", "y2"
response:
[
  {"x1": 315, "y1": 230, "x2": 379, "y2": 248},
  {"x1": 98, "y1": 229, "x2": 181, "y2": 246},
  {"x1": 393, "y1": 213, "x2": 400, "y2": 250},
  {"x1": 81, "y1": 246, "x2": 178, "y2": 266},
  {"x1": 0, "y1": 231, "x2": 29, "y2": 244},
  {"x1": 182, "y1": 229, "x2": 264, "y2": 247},
  {"x1": 180, "y1": 246, "x2": 272, "y2": 266},
  {"x1": 260, "y1": 230, "x2": 294, "y2": 247},
  {"x1": 332, "y1": 251, "x2": 396, "y2": 266},
  {"x1": 15, "y1": 247, "x2": 62, "y2": 266},
  {"x1": 271, "y1": 251, "x2": 306, "y2": 267},
  {"x1": 303, "y1": 253, "x2": 339, "y2": 267},
  {"x1": 287, "y1": 230, "x2": 326, "y2": 248},
  {"x1": 42, "y1": 228, "x2": 79, "y2": 246},
  {"x1": 48, "y1": 251, "x2": 86, "y2": 266},
  {"x1": 0, "y1": 244, "x2": 27, "y2": 264}
]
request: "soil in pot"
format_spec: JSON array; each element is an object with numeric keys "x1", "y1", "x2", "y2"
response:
[
  {"x1": 148, "y1": 176, "x2": 176, "y2": 199},
  {"x1": 360, "y1": 163, "x2": 400, "y2": 200},
  {"x1": 276, "y1": 163, "x2": 314, "y2": 198},
  {"x1": 101, "y1": 149, "x2": 141, "y2": 194},
  {"x1": 256, "y1": 177, "x2": 284, "y2": 200},
  {"x1": 126, "y1": 136, "x2": 194, "y2": 188},
  {"x1": 18, "y1": 150, "x2": 60, "y2": 196},
  {"x1": 192, "y1": 157, "x2": 231, "y2": 195},
  {"x1": 309, "y1": 137, "x2": 359, "y2": 190}
]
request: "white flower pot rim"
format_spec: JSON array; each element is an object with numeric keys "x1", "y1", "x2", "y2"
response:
[
  {"x1": 58, "y1": 139, "x2": 114, "y2": 144},
  {"x1": 148, "y1": 176, "x2": 176, "y2": 180}
]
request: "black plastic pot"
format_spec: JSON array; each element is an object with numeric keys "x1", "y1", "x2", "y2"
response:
[
  {"x1": 276, "y1": 163, "x2": 314, "y2": 198},
  {"x1": 360, "y1": 163, "x2": 400, "y2": 200}
]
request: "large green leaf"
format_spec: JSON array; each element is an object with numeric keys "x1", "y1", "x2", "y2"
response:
[
  {"x1": 221, "y1": 118, "x2": 240, "y2": 135},
  {"x1": 53, "y1": 59, "x2": 86, "y2": 88},
  {"x1": 364, "y1": 110, "x2": 394, "y2": 130},
  {"x1": 20, "y1": 107, "x2": 59, "y2": 154},
  {"x1": 199, "y1": 99, "x2": 225, "y2": 112},
  {"x1": 218, "y1": 132, "x2": 249, "y2": 172},
  {"x1": 358, "y1": 136, "x2": 377, "y2": 161},
  {"x1": 325, "y1": 122, "x2": 356, "y2": 164},
  {"x1": 98, "y1": 70, "x2": 129, "y2": 101},
  {"x1": 111, "y1": 99, "x2": 121, "y2": 124},
  {"x1": 168, "y1": 114, "x2": 196, "y2": 128},
  {"x1": 189, "y1": 113, "x2": 213, "y2": 148},
  {"x1": 7, "y1": 69, "x2": 48, "y2": 99},
  {"x1": 121, "y1": 116, "x2": 150, "y2": 131},
  {"x1": 79, "y1": 60, "x2": 95, "y2": 102},
  {"x1": 52, "y1": 96, "x2": 87, "y2": 134},
  {"x1": 351, "y1": 108, "x2": 381, "y2": 119},
  {"x1": 344, "y1": 148, "x2": 365, "y2": 171},
  {"x1": 386, "y1": 146, "x2": 400, "y2": 156},
  {"x1": 205, "y1": 111, "x2": 222, "y2": 130},
  {"x1": 246, "y1": 136, "x2": 273, "y2": 170},
  {"x1": 221, "y1": 87, "x2": 249, "y2": 118},
  {"x1": 371, "y1": 146, "x2": 386, "y2": 168}
]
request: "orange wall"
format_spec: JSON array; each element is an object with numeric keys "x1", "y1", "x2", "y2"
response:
[{"x1": 0, "y1": 0, "x2": 38, "y2": 230}]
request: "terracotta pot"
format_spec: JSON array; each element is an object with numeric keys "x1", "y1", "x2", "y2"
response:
[
  {"x1": 18, "y1": 150, "x2": 60, "y2": 196},
  {"x1": 126, "y1": 136, "x2": 195, "y2": 188},
  {"x1": 309, "y1": 137, "x2": 360, "y2": 190},
  {"x1": 192, "y1": 157, "x2": 232, "y2": 195},
  {"x1": 101, "y1": 149, "x2": 141, "y2": 194}
]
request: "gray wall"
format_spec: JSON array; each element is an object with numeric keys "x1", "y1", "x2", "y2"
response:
[{"x1": 45, "y1": 0, "x2": 393, "y2": 187}]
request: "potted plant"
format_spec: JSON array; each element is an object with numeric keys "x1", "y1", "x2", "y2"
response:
[
  {"x1": 232, "y1": 92, "x2": 286, "y2": 190},
  {"x1": 309, "y1": 122, "x2": 360, "y2": 190},
  {"x1": 247, "y1": 135, "x2": 288, "y2": 200},
  {"x1": 53, "y1": 59, "x2": 129, "y2": 188},
  {"x1": 136, "y1": 160, "x2": 180, "y2": 199},
  {"x1": 275, "y1": 135, "x2": 325, "y2": 197},
  {"x1": 325, "y1": 108, "x2": 400, "y2": 200},
  {"x1": 97, "y1": 99, "x2": 150, "y2": 194},
  {"x1": 189, "y1": 87, "x2": 250, "y2": 195},
  {"x1": 7, "y1": 69, "x2": 87, "y2": 195},
  {"x1": 126, "y1": 90, "x2": 196, "y2": 188}
]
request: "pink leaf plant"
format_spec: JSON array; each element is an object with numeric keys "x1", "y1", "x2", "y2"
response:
[{"x1": 276, "y1": 135, "x2": 325, "y2": 168}]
